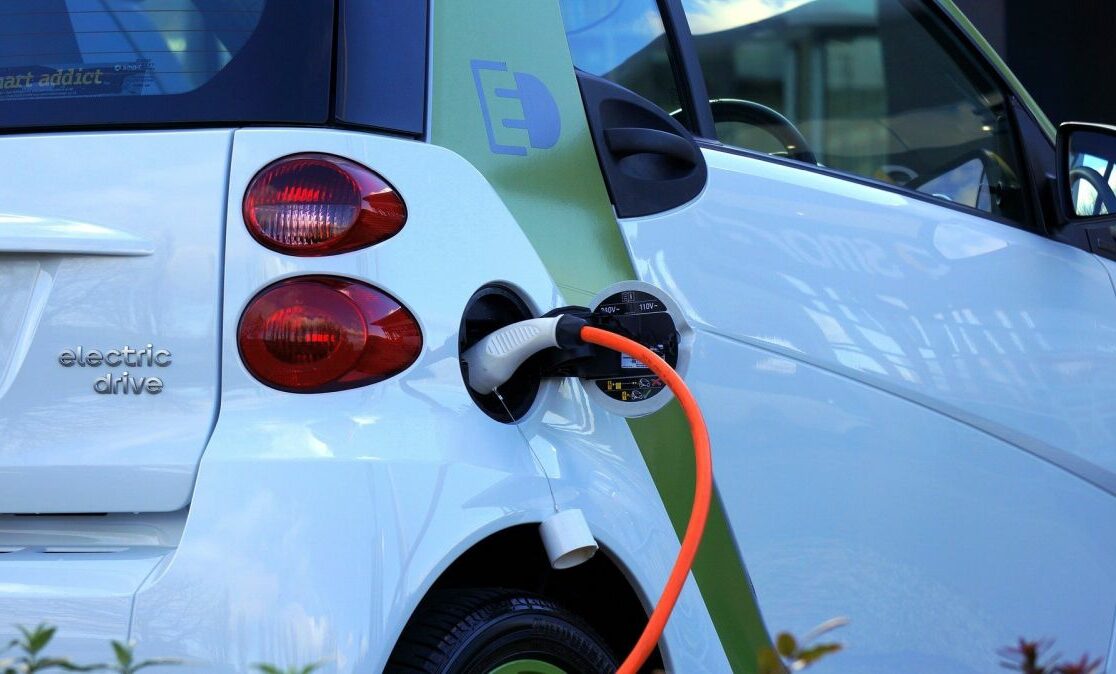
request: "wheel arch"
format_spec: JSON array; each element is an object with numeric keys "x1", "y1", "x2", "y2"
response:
[{"x1": 393, "y1": 523, "x2": 664, "y2": 670}]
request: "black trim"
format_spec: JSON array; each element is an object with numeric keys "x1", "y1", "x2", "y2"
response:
[
  {"x1": 1051, "y1": 121, "x2": 1116, "y2": 260},
  {"x1": 1011, "y1": 96, "x2": 1057, "y2": 236},
  {"x1": 1054, "y1": 122, "x2": 1116, "y2": 223},
  {"x1": 577, "y1": 70, "x2": 708, "y2": 218},
  {"x1": 334, "y1": 0, "x2": 428, "y2": 137},
  {"x1": 554, "y1": 314, "x2": 590, "y2": 349},
  {"x1": 698, "y1": 139, "x2": 1032, "y2": 229},
  {"x1": 459, "y1": 285, "x2": 540, "y2": 424},
  {"x1": 0, "y1": 120, "x2": 420, "y2": 140},
  {"x1": 656, "y1": 0, "x2": 716, "y2": 138},
  {"x1": 328, "y1": 0, "x2": 340, "y2": 123}
]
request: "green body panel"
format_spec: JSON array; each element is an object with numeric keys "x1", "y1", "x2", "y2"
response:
[
  {"x1": 429, "y1": 1, "x2": 769, "y2": 671},
  {"x1": 627, "y1": 404, "x2": 774, "y2": 670},
  {"x1": 935, "y1": 0, "x2": 1056, "y2": 141},
  {"x1": 428, "y1": 0, "x2": 627, "y2": 306}
]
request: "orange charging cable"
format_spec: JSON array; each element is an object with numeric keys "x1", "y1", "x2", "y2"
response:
[{"x1": 578, "y1": 326, "x2": 713, "y2": 674}]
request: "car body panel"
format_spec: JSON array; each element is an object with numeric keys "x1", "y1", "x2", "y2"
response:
[
  {"x1": 624, "y1": 149, "x2": 1116, "y2": 477},
  {"x1": 0, "y1": 547, "x2": 168, "y2": 656},
  {"x1": 124, "y1": 128, "x2": 730, "y2": 673},
  {"x1": 616, "y1": 146, "x2": 1116, "y2": 670},
  {"x1": 0, "y1": 0, "x2": 1107, "y2": 671},
  {"x1": 428, "y1": 1, "x2": 769, "y2": 668},
  {"x1": 0, "y1": 130, "x2": 229, "y2": 513},
  {"x1": 684, "y1": 325, "x2": 1116, "y2": 673}
]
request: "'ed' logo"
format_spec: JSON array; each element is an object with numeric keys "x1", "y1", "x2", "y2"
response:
[{"x1": 470, "y1": 60, "x2": 560, "y2": 156}]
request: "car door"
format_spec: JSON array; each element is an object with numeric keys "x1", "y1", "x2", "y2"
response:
[{"x1": 561, "y1": 0, "x2": 1116, "y2": 671}]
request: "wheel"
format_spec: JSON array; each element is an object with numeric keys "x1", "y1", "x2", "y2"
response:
[{"x1": 386, "y1": 588, "x2": 618, "y2": 674}]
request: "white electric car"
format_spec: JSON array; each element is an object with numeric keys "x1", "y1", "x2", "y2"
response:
[{"x1": 2, "y1": 1, "x2": 1116, "y2": 673}]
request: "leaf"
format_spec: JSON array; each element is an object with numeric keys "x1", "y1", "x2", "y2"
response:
[
  {"x1": 1053, "y1": 654, "x2": 1103, "y2": 674},
  {"x1": 36, "y1": 657, "x2": 102, "y2": 672},
  {"x1": 254, "y1": 662, "x2": 322, "y2": 674},
  {"x1": 111, "y1": 641, "x2": 133, "y2": 670},
  {"x1": 795, "y1": 642, "x2": 843, "y2": 666},
  {"x1": 756, "y1": 647, "x2": 783, "y2": 674},
  {"x1": 27, "y1": 625, "x2": 56, "y2": 656},
  {"x1": 131, "y1": 658, "x2": 183, "y2": 672},
  {"x1": 776, "y1": 632, "x2": 798, "y2": 658}
]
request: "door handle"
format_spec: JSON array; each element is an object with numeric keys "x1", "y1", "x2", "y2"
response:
[{"x1": 605, "y1": 127, "x2": 699, "y2": 166}]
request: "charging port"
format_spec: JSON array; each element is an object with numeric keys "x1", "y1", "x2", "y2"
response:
[{"x1": 459, "y1": 285, "x2": 542, "y2": 423}]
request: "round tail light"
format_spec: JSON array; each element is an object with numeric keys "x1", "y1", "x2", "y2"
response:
[
  {"x1": 238, "y1": 276, "x2": 422, "y2": 392},
  {"x1": 243, "y1": 154, "x2": 406, "y2": 256}
]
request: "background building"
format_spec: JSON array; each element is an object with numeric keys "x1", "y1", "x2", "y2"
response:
[{"x1": 955, "y1": 0, "x2": 1116, "y2": 125}]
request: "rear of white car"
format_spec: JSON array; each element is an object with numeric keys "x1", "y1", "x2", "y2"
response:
[
  {"x1": 0, "y1": 1, "x2": 334, "y2": 513},
  {"x1": 0, "y1": 2, "x2": 731, "y2": 671}
]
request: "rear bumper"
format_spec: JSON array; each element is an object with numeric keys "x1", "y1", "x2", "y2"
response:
[{"x1": 0, "y1": 547, "x2": 167, "y2": 658}]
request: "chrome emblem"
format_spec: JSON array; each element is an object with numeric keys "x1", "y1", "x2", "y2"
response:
[{"x1": 58, "y1": 345, "x2": 171, "y2": 395}]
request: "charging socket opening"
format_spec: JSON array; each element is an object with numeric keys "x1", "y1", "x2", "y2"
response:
[{"x1": 459, "y1": 285, "x2": 542, "y2": 423}]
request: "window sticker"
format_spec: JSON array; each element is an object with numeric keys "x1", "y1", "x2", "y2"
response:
[{"x1": 0, "y1": 60, "x2": 153, "y2": 100}]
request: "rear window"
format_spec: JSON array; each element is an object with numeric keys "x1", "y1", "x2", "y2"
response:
[{"x1": 0, "y1": 0, "x2": 333, "y2": 130}]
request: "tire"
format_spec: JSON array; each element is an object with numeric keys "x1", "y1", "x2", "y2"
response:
[{"x1": 386, "y1": 588, "x2": 619, "y2": 674}]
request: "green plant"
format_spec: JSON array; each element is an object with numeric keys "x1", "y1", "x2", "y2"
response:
[
  {"x1": 253, "y1": 665, "x2": 321, "y2": 674},
  {"x1": 1000, "y1": 638, "x2": 1102, "y2": 674},
  {"x1": 5, "y1": 620, "x2": 1106, "y2": 674},
  {"x1": 1, "y1": 624, "x2": 93, "y2": 674},
  {"x1": 102, "y1": 641, "x2": 178, "y2": 674},
  {"x1": 757, "y1": 617, "x2": 848, "y2": 674},
  {"x1": 0, "y1": 626, "x2": 178, "y2": 674}
]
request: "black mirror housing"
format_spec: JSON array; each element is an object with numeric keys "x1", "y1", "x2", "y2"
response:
[{"x1": 1056, "y1": 122, "x2": 1116, "y2": 222}]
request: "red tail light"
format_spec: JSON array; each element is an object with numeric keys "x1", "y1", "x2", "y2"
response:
[
  {"x1": 238, "y1": 276, "x2": 422, "y2": 392},
  {"x1": 243, "y1": 154, "x2": 406, "y2": 255}
]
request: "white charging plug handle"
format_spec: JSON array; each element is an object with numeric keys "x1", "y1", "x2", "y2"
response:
[{"x1": 462, "y1": 316, "x2": 563, "y2": 394}]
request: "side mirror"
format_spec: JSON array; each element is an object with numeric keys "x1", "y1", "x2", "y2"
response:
[{"x1": 1056, "y1": 122, "x2": 1116, "y2": 220}]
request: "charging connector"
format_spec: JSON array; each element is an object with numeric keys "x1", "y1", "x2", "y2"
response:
[
  {"x1": 461, "y1": 314, "x2": 587, "y2": 394},
  {"x1": 460, "y1": 314, "x2": 712, "y2": 674}
]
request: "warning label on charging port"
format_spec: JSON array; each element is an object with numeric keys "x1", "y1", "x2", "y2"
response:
[
  {"x1": 590, "y1": 289, "x2": 678, "y2": 404},
  {"x1": 621, "y1": 354, "x2": 647, "y2": 369}
]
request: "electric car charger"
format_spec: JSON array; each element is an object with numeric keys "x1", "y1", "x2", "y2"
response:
[{"x1": 461, "y1": 315, "x2": 712, "y2": 674}]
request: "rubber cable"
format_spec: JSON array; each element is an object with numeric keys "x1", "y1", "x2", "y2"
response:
[{"x1": 578, "y1": 326, "x2": 713, "y2": 674}]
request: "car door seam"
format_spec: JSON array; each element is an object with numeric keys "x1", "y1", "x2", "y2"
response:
[{"x1": 696, "y1": 324, "x2": 1116, "y2": 497}]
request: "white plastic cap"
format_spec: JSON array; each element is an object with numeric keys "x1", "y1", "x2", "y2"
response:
[{"x1": 539, "y1": 508, "x2": 598, "y2": 570}]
